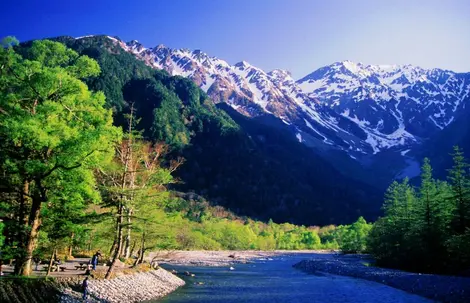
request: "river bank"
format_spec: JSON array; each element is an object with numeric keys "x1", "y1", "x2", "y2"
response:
[
  {"x1": 293, "y1": 253, "x2": 470, "y2": 303},
  {"x1": 0, "y1": 267, "x2": 184, "y2": 303},
  {"x1": 148, "y1": 250, "x2": 331, "y2": 266},
  {"x1": 59, "y1": 268, "x2": 184, "y2": 303}
]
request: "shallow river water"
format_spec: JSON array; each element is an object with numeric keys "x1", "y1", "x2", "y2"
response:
[{"x1": 156, "y1": 254, "x2": 434, "y2": 303}]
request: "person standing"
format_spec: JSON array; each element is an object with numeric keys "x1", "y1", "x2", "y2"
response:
[
  {"x1": 82, "y1": 276, "x2": 89, "y2": 300},
  {"x1": 91, "y1": 252, "x2": 99, "y2": 270}
]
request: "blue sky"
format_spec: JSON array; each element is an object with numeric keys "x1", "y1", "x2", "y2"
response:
[{"x1": 1, "y1": 0, "x2": 469, "y2": 78}]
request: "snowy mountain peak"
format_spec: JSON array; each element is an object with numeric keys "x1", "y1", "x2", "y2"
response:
[
  {"x1": 103, "y1": 36, "x2": 470, "y2": 159},
  {"x1": 340, "y1": 60, "x2": 363, "y2": 73},
  {"x1": 234, "y1": 60, "x2": 253, "y2": 69},
  {"x1": 126, "y1": 40, "x2": 146, "y2": 53},
  {"x1": 154, "y1": 44, "x2": 167, "y2": 50},
  {"x1": 268, "y1": 69, "x2": 293, "y2": 79}
]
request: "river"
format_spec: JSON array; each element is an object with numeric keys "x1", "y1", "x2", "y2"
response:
[{"x1": 156, "y1": 254, "x2": 433, "y2": 303}]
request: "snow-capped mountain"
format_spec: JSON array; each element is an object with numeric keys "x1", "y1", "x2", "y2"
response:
[
  {"x1": 124, "y1": 39, "x2": 304, "y2": 119},
  {"x1": 116, "y1": 38, "x2": 375, "y2": 156},
  {"x1": 298, "y1": 61, "x2": 470, "y2": 153},
  {"x1": 103, "y1": 36, "x2": 470, "y2": 159}
]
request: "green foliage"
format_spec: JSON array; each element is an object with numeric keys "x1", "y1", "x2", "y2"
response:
[
  {"x1": 83, "y1": 191, "x2": 346, "y2": 253},
  {"x1": 336, "y1": 217, "x2": 372, "y2": 253},
  {"x1": 368, "y1": 151, "x2": 470, "y2": 274},
  {"x1": 0, "y1": 37, "x2": 120, "y2": 274},
  {"x1": 447, "y1": 146, "x2": 470, "y2": 233},
  {"x1": 0, "y1": 222, "x2": 5, "y2": 248}
]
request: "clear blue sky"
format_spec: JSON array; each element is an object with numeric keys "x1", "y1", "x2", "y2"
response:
[{"x1": 1, "y1": 0, "x2": 469, "y2": 78}]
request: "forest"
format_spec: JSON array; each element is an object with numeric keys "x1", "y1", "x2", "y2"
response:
[
  {"x1": 368, "y1": 148, "x2": 470, "y2": 274},
  {"x1": 1, "y1": 37, "x2": 468, "y2": 279}
]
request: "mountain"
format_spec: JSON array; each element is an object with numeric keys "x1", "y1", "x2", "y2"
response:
[
  {"x1": 298, "y1": 61, "x2": 470, "y2": 154},
  {"x1": 119, "y1": 39, "x2": 470, "y2": 164},
  {"x1": 40, "y1": 35, "x2": 381, "y2": 225},
  {"x1": 121, "y1": 39, "x2": 375, "y2": 160}
]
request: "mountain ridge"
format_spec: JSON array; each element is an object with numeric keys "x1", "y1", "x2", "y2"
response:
[{"x1": 97, "y1": 36, "x2": 470, "y2": 160}]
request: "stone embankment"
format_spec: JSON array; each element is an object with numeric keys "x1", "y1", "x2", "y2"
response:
[
  {"x1": 293, "y1": 254, "x2": 470, "y2": 303},
  {"x1": 60, "y1": 268, "x2": 185, "y2": 303}
]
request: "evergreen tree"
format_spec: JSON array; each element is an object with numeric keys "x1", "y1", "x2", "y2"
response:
[
  {"x1": 368, "y1": 178, "x2": 417, "y2": 268},
  {"x1": 411, "y1": 159, "x2": 447, "y2": 271},
  {"x1": 445, "y1": 146, "x2": 470, "y2": 271},
  {"x1": 447, "y1": 146, "x2": 470, "y2": 234}
]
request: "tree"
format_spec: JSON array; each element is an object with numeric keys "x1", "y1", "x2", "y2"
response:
[
  {"x1": 0, "y1": 38, "x2": 120, "y2": 275},
  {"x1": 99, "y1": 111, "x2": 181, "y2": 278},
  {"x1": 368, "y1": 179, "x2": 417, "y2": 268},
  {"x1": 409, "y1": 159, "x2": 449, "y2": 270},
  {"x1": 39, "y1": 171, "x2": 93, "y2": 275},
  {"x1": 337, "y1": 217, "x2": 372, "y2": 253},
  {"x1": 447, "y1": 146, "x2": 470, "y2": 234}
]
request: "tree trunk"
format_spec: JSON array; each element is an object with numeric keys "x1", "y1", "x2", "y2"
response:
[
  {"x1": 46, "y1": 248, "x2": 56, "y2": 276},
  {"x1": 68, "y1": 233, "x2": 75, "y2": 258},
  {"x1": 109, "y1": 238, "x2": 117, "y2": 256},
  {"x1": 105, "y1": 204, "x2": 123, "y2": 279},
  {"x1": 106, "y1": 105, "x2": 134, "y2": 278},
  {"x1": 18, "y1": 194, "x2": 42, "y2": 276},
  {"x1": 138, "y1": 248, "x2": 145, "y2": 265},
  {"x1": 138, "y1": 232, "x2": 145, "y2": 264},
  {"x1": 123, "y1": 208, "x2": 132, "y2": 258},
  {"x1": 109, "y1": 217, "x2": 120, "y2": 256},
  {"x1": 133, "y1": 248, "x2": 141, "y2": 267},
  {"x1": 18, "y1": 180, "x2": 30, "y2": 229},
  {"x1": 14, "y1": 180, "x2": 30, "y2": 274},
  {"x1": 133, "y1": 233, "x2": 145, "y2": 267},
  {"x1": 129, "y1": 240, "x2": 136, "y2": 258}
]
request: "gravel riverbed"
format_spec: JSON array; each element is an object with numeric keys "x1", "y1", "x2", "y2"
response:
[
  {"x1": 293, "y1": 253, "x2": 470, "y2": 303},
  {"x1": 59, "y1": 268, "x2": 185, "y2": 303},
  {"x1": 148, "y1": 250, "x2": 323, "y2": 266}
]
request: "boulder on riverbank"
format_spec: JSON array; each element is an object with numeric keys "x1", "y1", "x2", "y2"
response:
[{"x1": 293, "y1": 255, "x2": 470, "y2": 303}]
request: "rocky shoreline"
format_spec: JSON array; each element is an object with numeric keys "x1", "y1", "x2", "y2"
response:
[
  {"x1": 59, "y1": 268, "x2": 185, "y2": 303},
  {"x1": 148, "y1": 250, "x2": 326, "y2": 267},
  {"x1": 293, "y1": 254, "x2": 470, "y2": 303}
]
